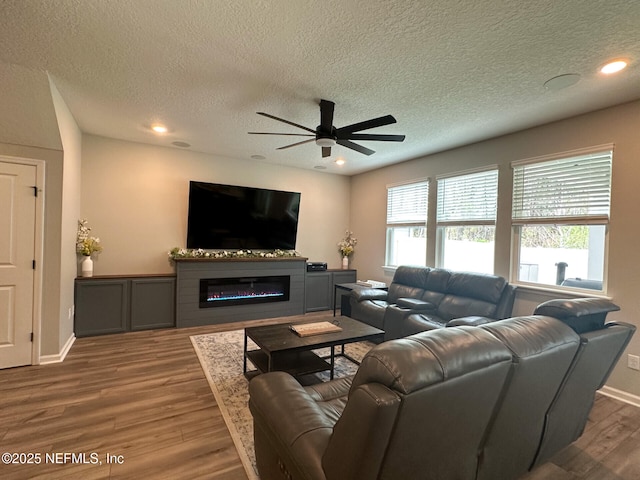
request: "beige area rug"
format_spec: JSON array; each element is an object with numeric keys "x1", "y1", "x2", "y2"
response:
[{"x1": 190, "y1": 329, "x2": 372, "y2": 479}]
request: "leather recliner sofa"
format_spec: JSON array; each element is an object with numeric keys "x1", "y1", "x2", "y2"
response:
[
  {"x1": 249, "y1": 298, "x2": 634, "y2": 480},
  {"x1": 349, "y1": 265, "x2": 517, "y2": 340}
]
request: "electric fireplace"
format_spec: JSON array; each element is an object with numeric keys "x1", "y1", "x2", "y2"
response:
[{"x1": 199, "y1": 275, "x2": 290, "y2": 308}]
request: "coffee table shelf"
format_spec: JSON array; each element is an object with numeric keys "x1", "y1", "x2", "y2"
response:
[
  {"x1": 243, "y1": 315, "x2": 384, "y2": 380},
  {"x1": 246, "y1": 349, "x2": 330, "y2": 377}
]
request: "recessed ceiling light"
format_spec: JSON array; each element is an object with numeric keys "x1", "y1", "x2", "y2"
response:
[
  {"x1": 335, "y1": 158, "x2": 345, "y2": 166},
  {"x1": 251, "y1": 154, "x2": 266, "y2": 160},
  {"x1": 172, "y1": 141, "x2": 191, "y2": 148},
  {"x1": 151, "y1": 124, "x2": 168, "y2": 134},
  {"x1": 314, "y1": 165, "x2": 327, "y2": 170},
  {"x1": 600, "y1": 59, "x2": 628, "y2": 75}
]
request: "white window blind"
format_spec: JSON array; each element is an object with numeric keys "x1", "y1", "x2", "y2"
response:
[
  {"x1": 387, "y1": 181, "x2": 428, "y2": 224},
  {"x1": 512, "y1": 150, "x2": 612, "y2": 223},
  {"x1": 437, "y1": 169, "x2": 498, "y2": 224}
]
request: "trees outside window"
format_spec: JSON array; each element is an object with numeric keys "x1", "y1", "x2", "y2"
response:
[{"x1": 511, "y1": 147, "x2": 612, "y2": 291}]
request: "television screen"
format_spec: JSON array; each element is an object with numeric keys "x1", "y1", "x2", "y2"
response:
[{"x1": 186, "y1": 181, "x2": 301, "y2": 250}]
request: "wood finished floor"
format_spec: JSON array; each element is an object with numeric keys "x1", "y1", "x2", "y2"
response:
[{"x1": 0, "y1": 315, "x2": 639, "y2": 480}]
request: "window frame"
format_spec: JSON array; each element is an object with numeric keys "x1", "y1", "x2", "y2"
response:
[
  {"x1": 385, "y1": 179, "x2": 429, "y2": 267},
  {"x1": 435, "y1": 167, "x2": 498, "y2": 274},
  {"x1": 509, "y1": 145, "x2": 613, "y2": 293}
]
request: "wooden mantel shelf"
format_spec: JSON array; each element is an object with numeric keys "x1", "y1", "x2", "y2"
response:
[{"x1": 172, "y1": 256, "x2": 308, "y2": 263}]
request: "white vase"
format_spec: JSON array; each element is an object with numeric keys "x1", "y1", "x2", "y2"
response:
[
  {"x1": 342, "y1": 256, "x2": 349, "y2": 269},
  {"x1": 81, "y1": 256, "x2": 94, "y2": 277}
]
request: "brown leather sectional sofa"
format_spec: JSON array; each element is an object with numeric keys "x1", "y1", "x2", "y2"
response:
[
  {"x1": 349, "y1": 265, "x2": 517, "y2": 340},
  {"x1": 249, "y1": 298, "x2": 634, "y2": 480}
]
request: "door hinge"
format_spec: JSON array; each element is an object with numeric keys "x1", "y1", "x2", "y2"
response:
[
  {"x1": 30, "y1": 332, "x2": 34, "y2": 342},
  {"x1": 32, "y1": 186, "x2": 38, "y2": 197},
  {"x1": 32, "y1": 260, "x2": 36, "y2": 270}
]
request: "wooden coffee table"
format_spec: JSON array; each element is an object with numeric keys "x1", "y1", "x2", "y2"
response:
[{"x1": 243, "y1": 316, "x2": 384, "y2": 379}]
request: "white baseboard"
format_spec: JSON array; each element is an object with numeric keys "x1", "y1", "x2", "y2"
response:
[
  {"x1": 39, "y1": 333, "x2": 76, "y2": 365},
  {"x1": 598, "y1": 386, "x2": 640, "y2": 408}
]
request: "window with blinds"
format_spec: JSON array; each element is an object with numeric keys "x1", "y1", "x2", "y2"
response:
[
  {"x1": 510, "y1": 147, "x2": 613, "y2": 292},
  {"x1": 387, "y1": 181, "x2": 428, "y2": 225},
  {"x1": 437, "y1": 169, "x2": 498, "y2": 225},
  {"x1": 385, "y1": 181, "x2": 428, "y2": 266},
  {"x1": 512, "y1": 150, "x2": 612, "y2": 223},
  {"x1": 435, "y1": 169, "x2": 498, "y2": 274}
]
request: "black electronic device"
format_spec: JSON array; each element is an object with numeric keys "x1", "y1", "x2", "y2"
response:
[
  {"x1": 186, "y1": 181, "x2": 301, "y2": 250},
  {"x1": 307, "y1": 262, "x2": 327, "y2": 272}
]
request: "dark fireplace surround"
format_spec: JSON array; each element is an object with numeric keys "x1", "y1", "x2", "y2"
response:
[
  {"x1": 199, "y1": 275, "x2": 290, "y2": 308},
  {"x1": 175, "y1": 257, "x2": 306, "y2": 327}
]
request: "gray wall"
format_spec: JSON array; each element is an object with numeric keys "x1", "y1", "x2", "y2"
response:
[
  {"x1": 349, "y1": 99, "x2": 640, "y2": 397},
  {"x1": 80, "y1": 135, "x2": 352, "y2": 274}
]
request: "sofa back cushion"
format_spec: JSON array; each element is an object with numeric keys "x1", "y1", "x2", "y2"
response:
[
  {"x1": 476, "y1": 316, "x2": 581, "y2": 480},
  {"x1": 336, "y1": 327, "x2": 513, "y2": 480},
  {"x1": 438, "y1": 295, "x2": 499, "y2": 321},
  {"x1": 419, "y1": 268, "x2": 450, "y2": 306},
  {"x1": 436, "y1": 271, "x2": 508, "y2": 320},
  {"x1": 387, "y1": 266, "x2": 430, "y2": 303},
  {"x1": 447, "y1": 272, "x2": 507, "y2": 303}
]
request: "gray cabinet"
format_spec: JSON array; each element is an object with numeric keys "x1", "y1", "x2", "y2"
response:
[
  {"x1": 75, "y1": 275, "x2": 176, "y2": 337},
  {"x1": 305, "y1": 269, "x2": 356, "y2": 312}
]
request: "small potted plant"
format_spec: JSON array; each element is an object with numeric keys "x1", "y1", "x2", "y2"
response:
[
  {"x1": 76, "y1": 219, "x2": 103, "y2": 277},
  {"x1": 338, "y1": 230, "x2": 357, "y2": 269}
]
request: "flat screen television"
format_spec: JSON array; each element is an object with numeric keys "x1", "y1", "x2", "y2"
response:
[{"x1": 186, "y1": 181, "x2": 301, "y2": 250}]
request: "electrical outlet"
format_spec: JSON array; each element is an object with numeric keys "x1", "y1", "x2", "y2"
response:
[{"x1": 628, "y1": 354, "x2": 640, "y2": 371}]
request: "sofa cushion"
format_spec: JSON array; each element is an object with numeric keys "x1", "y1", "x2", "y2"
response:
[
  {"x1": 351, "y1": 326, "x2": 512, "y2": 395},
  {"x1": 392, "y1": 265, "x2": 431, "y2": 288},
  {"x1": 438, "y1": 295, "x2": 499, "y2": 321},
  {"x1": 387, "y1": 283, "x2": 425, "y2": 304},
  {"x1": 447, "y1": 272, "x2": 507, "y2": 303},
  {"x1": 387, "y1": 266, "x2": 430, "y2": 303},
  {"x1": 401, "y1": 313, "x2": 448, "y2": 336}
]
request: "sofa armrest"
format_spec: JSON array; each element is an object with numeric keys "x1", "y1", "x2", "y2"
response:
[
  {"x1": 351, "y1": 288, "x2": 389, "y2": 302},
  {"x1": 447, "y1": 316, "x2": 494, "y2": 327},
  {"x1": 396, "y1": 298, "x2": 437, "y2": 311},
  {"x1": 249, "y1": 372, "x2": 335, "y2": 479},
  {"x1": 534, "y1": 298, "x2": 620, "y2": 333}
]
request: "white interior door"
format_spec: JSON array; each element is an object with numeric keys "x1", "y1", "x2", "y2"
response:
[{"x1": 0, "y1": 161, "x2": 37, "y2": 368}]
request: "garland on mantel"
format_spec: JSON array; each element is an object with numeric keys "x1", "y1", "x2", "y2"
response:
[{"x1": 168, "y1": 247, "x2": 301, "y2": 260}]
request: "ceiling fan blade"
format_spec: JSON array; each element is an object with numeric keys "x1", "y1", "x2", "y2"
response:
[
  {"x1": 346, "y1": 133, "x2": 406, "y2": 142},
  {"x1": 322, "y1": 146, "x2": 332, "y2": 158},
  {"x1": 336, "y1": 115, "x2": 397, "y2": 136},
  {"x1": 248, "y1": 132, "x2": 314, "y2": 136},
  {"x1": 257, "y1": 112, "x2": 316, "y2": 134},
  {"x1": 337, "y1": 139, "x2": 375, "y2": 156},
  {"x1": 276, "y1": 138, "x2": 316, "y2": 150},
  {"x1": 319, "y1": 99, "x2": 335, "y2": 131}
]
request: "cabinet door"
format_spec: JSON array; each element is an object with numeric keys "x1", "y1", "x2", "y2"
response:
[
  {"x1": 305, "y1": 272, "x2": 332, "y2": 312},
  {"x1": 75, "y1": 279, "x2": 128, "y2": 337},
  {"x1": 130, "y1": 278, "x2": 176, "y2": 331}
]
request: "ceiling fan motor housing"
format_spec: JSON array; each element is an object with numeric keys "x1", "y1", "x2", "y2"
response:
[
  {"x1": 250, "y1": 99, "x2": 405, "y2": 157},
  {"x1": 315, "y1": 125, "x2": 337, "y2": 147}
]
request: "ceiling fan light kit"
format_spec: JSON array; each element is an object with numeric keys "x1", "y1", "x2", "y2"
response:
[
  {"x1": 250, "y1": 99, "x2": 405, "y2": 158},
  {"x1": 315, "y1": 137, "x2": 336, "y2": 147}
]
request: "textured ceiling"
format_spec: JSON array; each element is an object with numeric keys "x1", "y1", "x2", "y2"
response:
[{"x1": 1, "y1": 0, "x2": 639, "y2": 175}]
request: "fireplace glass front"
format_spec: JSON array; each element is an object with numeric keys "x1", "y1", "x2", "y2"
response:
[{"x1": 199, "y1": 275, "x2": 290, "y2": 308}]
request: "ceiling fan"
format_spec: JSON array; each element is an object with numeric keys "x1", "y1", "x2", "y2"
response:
[{"x1": 248, "y1": 99, "x2": 405, "y2": 158}]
